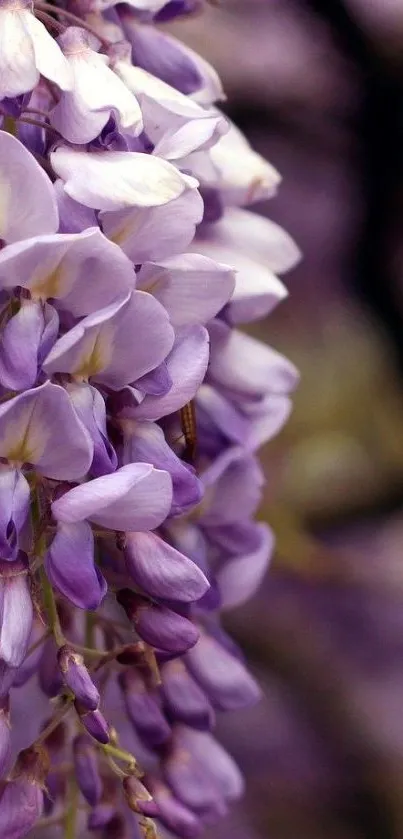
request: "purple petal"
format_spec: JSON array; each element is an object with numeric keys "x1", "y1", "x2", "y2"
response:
[
  {"x1": 73, "y1": 735, "x2": 103, "y2": 806},
  {"x1": 68, "y1": 383, "x2": 117, "y2": 477},
  {"x1": 54, "y1": 180, "x2": 97, "y2": 233},
  {"x1": 120, "y1": 18, "x2": 202, "y2": 94},
  {"x1": 101, "y1": 189, "x2": 203, "y2": 264},
  {"x1": 46, "y1": 521, "x2": 107, "y2": 610},
  {"x1": 161, "y1": 660, "x2": 214, "y2": 730},
  {"x1": 122, "y1": 421, "x2": 202, "y2": 516},
  {"x1": 170, "y1": 726, "x2": 244, "y2": 801},
  {"x1": 0, "y1": 470, "x2": 29, "y2": 561},
  {"x1": 201, "y1": 207, "x2": 301, "y2": 275},
  {"x1": 185, "y1": 634, "x2": 261, "y2": 711},
  {"x1": 51, "y1": 146, "x2": 198, "y2": 211},
  {"x1": 12, "y1": 619, "x2": 45, "y2": 688},
  {"x1": 200, "y1": 449, "x2": 264, "y2": 526},
  {"x1": 146, "y1": 778, "x2": 202, "y2": 839},
  {"x1": 124, "y1": 531, "x2": 209, "y2": 603},
  {"x1": 135, "y1": 363, "x2": 172, "y2": 397},
  {"x1": 58, "y1": 647, "x2": 100, "y2": 710},
  {"x1": 0, "y1": 556, "x2": 33, "y2": 669},
  {"x1": 155, "y1": 1, "x2": 203, "y2": 22},
  {"x1": 0, "y1": 131, "x2": 58, "y2": 243},
  {"x1": 52, "y1": 464, "x2": 172, "y2": 531},
  {"x1": 164, "y1": 736, "x2": 222, "y2": 813},
  {"x1": 196, "y1": 385, "x2": 292, "y2": 452},
  {"x1": 0, "y1": 777, "x2": 43, "y2": 838},
  {"x1": 120, "y1": 670, "x2": 171, "y2": 747},
  {"x1": 208, "y1": 319, "x2": 299, "y2": 398},
  {"x1": 0, "y1": 228, "x2": 135, "y2": 317},
  {"x1": 194, "y1": 238, "x2": 288, "y2": 323},
  {"x1": 215, "y1": 523, "x2": 274, "y2": 610},
  {"x1": 44, "y1": 291, "x2": 174, "y2": 390},
  {"x1": 122, "y1": 325, "x2": 209, "y2": 421},
  {"x1": 117, "y1": 590, "x2": 199, "y2": 653},
  {"x1": 38, "y1": 638, "x2": 63, "y2": 698},
  {"x1": 75, "y1": 704, "x2": 110, "y2": 744},
  {"x1": 0, "y1": 301, "x2": 47, "y2": 391},
  {"x1": 137, "y1": 254, "x2": 235, "y2": 327},
  {"x1": 0, "y1": 382, "x2": 93, "y2": 480}
]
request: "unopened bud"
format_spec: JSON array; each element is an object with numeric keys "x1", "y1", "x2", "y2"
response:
[
  {"x1": 116, "y1": 589, "x2": 199, "y2": 654},
  {"x1": 123, "y1": 776, "x2": 157, "y2": 817},
  {"x1": 58, "y1": 646, "x2": 100, "y2": 711},
  {"x1": 75, "y1": 702, "x2": 110, "y2": 745}
]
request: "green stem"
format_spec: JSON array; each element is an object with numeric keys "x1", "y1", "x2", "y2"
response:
[
  {"x1": 101, "y1": 743, "x2": 141, "y2": 775},
  {"x1": 64, "y1": 773, "x2": 78, "y2": 839},
  {"x1": 71, "y1": 643, "x2": 106, "y2": 660},
  {"x1": 31, "y1": 489, "x2": 64, "y2": 647},
  {"x1": 39, "y1": 565, "x2": 64, "y2": 647}
]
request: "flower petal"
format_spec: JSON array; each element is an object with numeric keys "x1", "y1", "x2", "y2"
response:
[
  {"x1": 51, "y1": 146, "x2": 199, "y2": 211},
  {"x1": 101, "y1": 189, "x2": 203, "y2": 264},
  {"x1": 124, "y1": 531, "x2": 209, "y2": 603},
  {"x1": 23, "y1": 10, "x2": 73, "y2": 91},
  {"x1": 0, "y1": 382, "x2": 93, "y2": 480},
  {"x1": 0, "y1": 228, "x2": 135, "y2": 316},
  {"x1": 0, "y1": 131, "x2": 58, "y2": 243},
  {"x1": 122, "y1": 420, "x2": 202, "y2": 516},
  {"x1": 46, "y1": 521, "x2": 107, "y2": 610},
  {"x1": 44, "y1": 291, "x2": 174, "y2": 389},
  {"x1": 52, "y1": 463, "x2": 172, "y2": 531},
  {"x1": 122, "y1": 325, "x2": 209, "y2": 421},
  {"x1": 216, "y1": 523, "x2": 274, "y2": 610},
  {"x1": 51, "y1": 28, "x2": 143, "y2": 144},
  {"x1": 185, "y1": 634, "x2": 261, "y2": 711},
  {"x1": 137, "y1": 253, "x2": 235, "y2": 327},
  {"x1": 208, "y1": 320, "x2": 299, "y2": 397}
]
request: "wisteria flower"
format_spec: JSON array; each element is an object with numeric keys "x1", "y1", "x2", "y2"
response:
[{"x1": 0, "y1": 1, "x2": 300, "y2": 837}]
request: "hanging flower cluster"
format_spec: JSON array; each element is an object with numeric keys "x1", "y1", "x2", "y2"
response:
[{"x1": 0, "y1": 0, "x2": 300, "y2": 836}]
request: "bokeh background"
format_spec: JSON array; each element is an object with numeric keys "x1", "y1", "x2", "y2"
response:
[{"x1": 169, "y1": 3, "x2": 403, "y2": 838}]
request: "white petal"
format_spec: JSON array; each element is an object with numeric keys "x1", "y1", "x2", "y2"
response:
[
  {"x1": 0, "y1": 131, "x2": 58, "y2": 243},
  {"x1": 23, "y1": 11, "x2": 73, "y2": 90},
  {"x1": 51, "y1": 146, "x2": 199, "y2": 211},
  {"x1": 51, "y1": 47, "x2": 142, "y2": 143},
  {"x1": 0, "y1": 9, "x2": 37, "y2": 98}
]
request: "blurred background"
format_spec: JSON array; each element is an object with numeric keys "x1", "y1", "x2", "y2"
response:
[{"x1": 169, "y1": 2, "x2": 403, "y2": 838}]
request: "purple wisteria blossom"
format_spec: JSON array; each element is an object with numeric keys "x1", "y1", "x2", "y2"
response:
[{"x1": 0, "y1": 0, "x2": 299, "y2": 836}]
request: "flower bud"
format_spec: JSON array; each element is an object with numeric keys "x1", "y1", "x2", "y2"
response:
[
  {"x1": 73, "y1": 734, "x2": 103, "y2": 806},
  {"x1": 146, "y1": 777, "x2": 202, "y2": 839},
  {"x1": 117, "y1": 589, "x2": 199, "y2": 653},
  {"x1": 161, "y1": 660, "x2": 215, "y2": 730},
  {"x1": 58, "y1": 646, "x2": 100, "y2": 711},
  {"x1": 119, "y1": 671, "x2": 170, "y2": 748},
  {"x1": 75, "y1": 702, "x2": 110, "y2": 745},
  {"x1": 123, "y1": 776, "x2": 157, "y2": 817}
]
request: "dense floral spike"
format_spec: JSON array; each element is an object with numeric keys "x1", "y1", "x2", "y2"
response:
[{"x1": 0, "y1": 0, "x2": 299, "y2": 834}]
